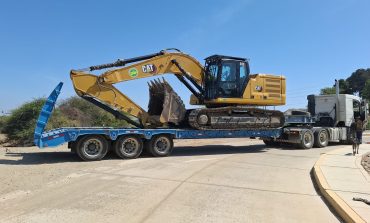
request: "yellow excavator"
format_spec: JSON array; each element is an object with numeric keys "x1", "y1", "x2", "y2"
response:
[{"x1": 70, "y1": 48, "x2": 286, "y2": 130}]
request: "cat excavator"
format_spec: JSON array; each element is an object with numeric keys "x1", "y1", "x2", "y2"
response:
[{"x1": 70, "y1": 48, "x2": 286, "y2": 130}]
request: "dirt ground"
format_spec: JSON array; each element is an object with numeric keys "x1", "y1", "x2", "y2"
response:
[
  {"x1": 362, "y1": 152, "x2": 370, "y2": 174},
  {"x1": 0, "y1": 138, "x2": 262, "y2": 196}
]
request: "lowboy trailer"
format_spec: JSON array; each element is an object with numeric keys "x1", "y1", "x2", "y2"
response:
[{"x1": 34, "y1": 82, "x2": 366, "y2": 161}]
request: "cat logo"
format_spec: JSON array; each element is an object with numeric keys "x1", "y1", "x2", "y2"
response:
[{"x1": 142, "y1": 64, "x2": 157, "y2": 73}]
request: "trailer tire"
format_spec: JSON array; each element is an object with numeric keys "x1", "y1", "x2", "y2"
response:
[
  {"x1": 147, "y1": 134, "x2": 174, "y2": 157},
  {"x1": 299, "y1": 129, "x2": 314, "y2": 149},
  {"x1": 114, "y1": 135, "x2": 143, "y2": 159},
  {"x1": 314, "y1": 129, "x2": 329, "y2": 148},
  {"x1": 75, "y1": 135, "x2": 109, "y2": 161}
]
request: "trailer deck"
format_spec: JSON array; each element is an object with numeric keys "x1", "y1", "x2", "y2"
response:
[{"x1": 37, "y1": 127, "x2": 282, "y2": 148}]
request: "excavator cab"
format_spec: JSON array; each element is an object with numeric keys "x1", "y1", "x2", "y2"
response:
[{"x1": 204, "y1": 55, "x2": 250, "y2": 100}]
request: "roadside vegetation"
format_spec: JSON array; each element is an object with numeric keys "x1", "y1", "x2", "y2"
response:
[
  {"x1": 0, "y1": 97, "x2": 128, "y2": 146},
  {"x1": 320, "y1": 68, "x2": 370, "y2": 99},
  {"x1": 320, "y1": 68, "x2": 370, "y2": 129},
  {"x1": 0, "y1": 115, "x2": 7, "y2": 136}
]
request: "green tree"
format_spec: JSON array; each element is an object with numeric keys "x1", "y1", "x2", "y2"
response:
[
  {"x1": 320, "y1": 79, "x2": 351, "y2": 95},
  {"x1": 346, "y1": 68, "x2": 370, "y2": 95},
  {"x1": 320, "y1": 87, "x2": 336, "y2": 95},
  {"x1": 0, "y1": 115, "x2": 7, "y2": 133},
  {"x1": 338, "y1": 79, "x2": 351, "y2": 94},
  {"x1": 361, "y1": 79, "x2": 370, "y2": 101}
]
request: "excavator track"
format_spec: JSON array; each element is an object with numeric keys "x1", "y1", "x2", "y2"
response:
[{"x1": 187, "y1": 107, "x2": 285, "y2": 130}]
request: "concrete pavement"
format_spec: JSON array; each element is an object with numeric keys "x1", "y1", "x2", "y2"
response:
[
  {"x1": 0, "y1": 139, "x2": 339, "y2": 222},
  {"x1": 313, "y1": 144, "x2": 370, "y2": 223}
]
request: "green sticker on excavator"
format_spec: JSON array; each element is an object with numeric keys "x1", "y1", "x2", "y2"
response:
[{"x1": 128, "y1": 68, "x2": 138, "y2": 78}]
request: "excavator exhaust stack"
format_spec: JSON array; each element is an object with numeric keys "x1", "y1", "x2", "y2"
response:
[{"x1": 148, "y1": 79, "x2": 186, "y2": 126}]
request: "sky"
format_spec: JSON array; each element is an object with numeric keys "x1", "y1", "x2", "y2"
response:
[{"x1": 1, "y1": 0, "x2": 370, "y2": 114}]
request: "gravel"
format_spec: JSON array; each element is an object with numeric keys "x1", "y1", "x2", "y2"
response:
[{"x1": 361, "y1": 152, "x2": 370, "y2": 174}]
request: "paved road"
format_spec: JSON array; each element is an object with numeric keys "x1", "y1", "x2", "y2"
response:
[{"x1": 0, "y1": 138, "x2": 341, "y2": 222}]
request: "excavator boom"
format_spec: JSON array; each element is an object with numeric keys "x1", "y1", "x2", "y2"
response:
[{"x1": 70, "y1": 49, "x2": 204, "y2": 127}]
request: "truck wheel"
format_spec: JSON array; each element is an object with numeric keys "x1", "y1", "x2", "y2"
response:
[
  {"x1": 147, "y1": 135, "x2": 174, "y2": 157},
  {"x1": 76, "y1": 135, "x2": 109, "y2": 161},
  {"x1": 299, "y1": 130, "x2": 314, "y2": 149},
  {"x1": 314, "y1": 129, "x2": 329, "y2": 148},
  {"x1": 114, "y1": 135, "x2": 143, "y2": 159}
]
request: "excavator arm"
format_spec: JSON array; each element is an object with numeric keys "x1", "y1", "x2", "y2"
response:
[{"x1": 70, "y1": 49, "x2": 204, "y2": 127}]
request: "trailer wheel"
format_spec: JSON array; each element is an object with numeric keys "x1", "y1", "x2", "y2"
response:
[
  {"x1": 114, "y1": 135, "x2": 143, "y2": 159},
  {"x1": 314, "y1": 129, "x2": 329, "y2": 148},
  {"x1": 299, "y1": 130, "x2": 314, "y2": 149},
  {"x1": 76, "y1": 135, "x2": 109, "y2": 161},
  {"x1": 147, "y1": 134, "x2": 174, "y2": 157}
]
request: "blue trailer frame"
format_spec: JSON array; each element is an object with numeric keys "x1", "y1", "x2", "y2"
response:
[{"x1": 34, "y1": 82, "x2": 282, "y2": 149}]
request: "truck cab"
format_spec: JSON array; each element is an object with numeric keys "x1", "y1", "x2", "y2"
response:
[{"x1": 307, "y1": 94, "x2": 368, "y2": 127}]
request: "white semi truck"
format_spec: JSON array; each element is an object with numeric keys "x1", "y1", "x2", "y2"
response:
[{"x1": 263, "y1": 80, "x2": 369, "y2": 149}]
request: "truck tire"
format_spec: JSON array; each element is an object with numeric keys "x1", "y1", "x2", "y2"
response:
[
  {"x1": 314, "y1": 129, "x2": 329, "y2": 148},
  {"x1": 299, "y1": 129, "x2": 314, "y2": 149},
  {"x1": 75, "y1": 135, "x2": 109, "y2": 161},
  {"x1": 147, "y1": 134, "x2": 174, "y2": 157},
  {"x1": 114, "y1": 135, "x2": 143, "y2": 159}
]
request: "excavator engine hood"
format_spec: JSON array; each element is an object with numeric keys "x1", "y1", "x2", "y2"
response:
[{"x1": 148, "y1": 79, "x2": 186, "y2": 126}]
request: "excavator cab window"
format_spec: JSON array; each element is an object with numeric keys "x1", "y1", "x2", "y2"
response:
[
  {"x1": 219, "y1": 61, "x2": 238, "y2": 97},
  {"x1": 204, "y1": 55, "x2": 250, "y2": 100}
]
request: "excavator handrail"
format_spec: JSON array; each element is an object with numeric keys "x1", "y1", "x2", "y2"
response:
[{"x1": 77, "y1": 49, "x2": 183, "y2": 72}]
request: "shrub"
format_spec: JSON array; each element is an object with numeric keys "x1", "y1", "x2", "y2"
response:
[
  {"x1": 0, "y1": 115, "x2": 7, "y2": 133},
  {"x1": 57, "y1": 97, "x2": 128, "y2": 127},
  {"x1": 3, "y1": 96, "x2": 129, "y2": 146},
  {"x1": 2, "y1": 98, "x2": 46, "y2": 146}
]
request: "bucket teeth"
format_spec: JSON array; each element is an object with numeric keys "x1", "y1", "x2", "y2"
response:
[{"x1": 147, "y1": 78, "x2": 186, "y2": 125}]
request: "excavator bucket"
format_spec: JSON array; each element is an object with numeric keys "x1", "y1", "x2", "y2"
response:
[{"x1": 148, "y1": 79, "x2": 186, "y2": 125}]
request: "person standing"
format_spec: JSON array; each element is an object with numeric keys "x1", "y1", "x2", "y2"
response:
[{"x1": 353, "y1": 116, "x2": 366, "y2": 155}]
